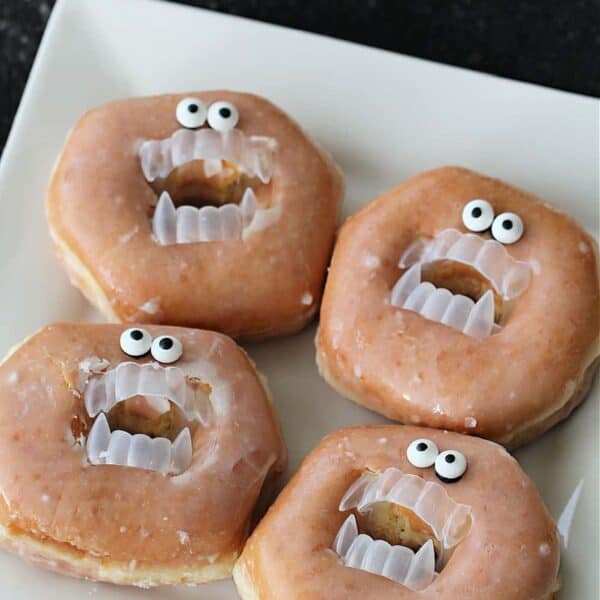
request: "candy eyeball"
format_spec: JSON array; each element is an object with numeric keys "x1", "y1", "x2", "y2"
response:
[
  {"x1": 434, "y1": 450, "x2": 467, "y2": 483},
  {"x1": 207, "y1": 101, "x2": 239, "y2": 131},
  {"x1": 491, "y1": 212, "x2": 524, "y2": 244},
  {"x1": 151, "y1": 335, "x2": 183, "y2": 364},
  {"x1": 406, "y1": 438, "x2": 439, "y2": 468},
  {"x1": 462, "y1": 199, "x2": 495, "y2": 232},
  {"x1": 120, "y1": 328, "x2": 152, "y2": 357},
  {"x1": 176, "y1": 97, "x2": 207, "y2": 129}
]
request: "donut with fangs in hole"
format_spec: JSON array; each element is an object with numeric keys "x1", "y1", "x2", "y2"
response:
[
  {"x1": 46, "y1": 91, "x2": 344, "y2": 339},
  {"x1": 233, "y1": 425, "x2": 560, "y2": 599},
  {"x1": 316, "y1": 167, "x2": 599, "y2": 448},
  {"x1": 0, "y1": 323, "x2": 286, "y2": 586}
]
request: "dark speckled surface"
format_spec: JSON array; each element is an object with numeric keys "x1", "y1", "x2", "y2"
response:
[{"x1": 1, "y1": 0, "x2": 599, "y2": 152}]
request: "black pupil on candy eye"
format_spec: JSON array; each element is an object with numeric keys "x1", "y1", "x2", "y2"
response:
[
  {"x1": 159, "y1": 337, "x2": 174, "y2": 350},
  {"x1": 471, "y1": 207, "x2": 482, "y2": 218},
  {"x1": 416, "y1": 442, "x2": 428, "y2": 452},
  {"x1": 130, "y1": 330, "x2": 143, "y2": 341},
  {"x1": 502, "y1": 219, "x2": 513, "y2": 230},
  {"x1": 188, "y1": 104, "x2": 199, "y2": 113},
  {"x1": 445, "y1": 454, "x2": 456, "y2": 463},
  {"x1": 219, "y1": 107, "x2": 232, "y2": 118}
]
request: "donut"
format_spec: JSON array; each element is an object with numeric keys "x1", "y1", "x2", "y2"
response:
[
  {"x1": 316, "y1": 167, "x2": 599, "y2": 447},
  {"x1": 0, "y1": 323, "x2": 286, "y2": 585},
  {"x1": 46, "y1": 91, "x2": 344, "y2": 339},
  {"x1": 233, "y1": 425, "x2": 560, "y2": 599}
]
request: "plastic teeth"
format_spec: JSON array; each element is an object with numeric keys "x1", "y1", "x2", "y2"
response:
[
  {"x1": 390, "y1": 264, "x2": 495, "y2": 339},
  {"x1": 86, "y1": 414, "x2": 192, "y2": 475},
  {"x1": 398, "y1": 229, "x2": 531, "y2": 301},
  {"x1": 82, "y1": 361, "x2": 212, "y2": 426},
  {"x1": 139, "y1": 128, "x2": 277, "y2": 184},
  {"x1": 203, "y1": 158, "x2": 223, "y2": 178},
  {"x1": 152, "y1": 189, "x2": 281, "y2": 245},
  {"x1": 333, "y1": 514, "x2": 436, "y2": 591},
  {"x1": 339, "y1": 469, "x2": 472, "y2": 552}
]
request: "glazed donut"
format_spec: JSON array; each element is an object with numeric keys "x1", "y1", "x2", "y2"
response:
[
  {"x1": 0, "y1": 323, "x2": 286, "y2": 585},
  {"x1": 317, "y1": 167, "x2": 599, "y2": 447},
  {"x1": 46, "y1": 91, "x2": 344, "y2": 340},
  {"x1": 233, "y1": 425, "x2": 560, "y2": 599}
]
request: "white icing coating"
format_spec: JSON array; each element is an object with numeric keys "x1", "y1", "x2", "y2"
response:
[
  {"x1": 301, "y1": 292, "x2": 314, "y2": 306},
  {"x1": 364, "y1": 253, "x2": 381, "y2": 269},
  {"x1": 177, "y1": 530, "x2": 190, "y2": 545},
  {"x1": 464, "y1": 416, "x2": 477, "y2": 428},
  {"x1": 528, "y1": 258, "x2": 541, "y2": 275},
  {"x1": 77, "y1": 356, "x2": 111, "y2": 392},
  {"x1": 140, "y1": 297, "x2": 160, "y2": 315},
  {"x1": 118, "y1": 225, "x2": 139, "y2": 245}
]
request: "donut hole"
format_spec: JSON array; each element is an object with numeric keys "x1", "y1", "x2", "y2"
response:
[
  {"x1": 356, "y1": 502, "x2": 442, "y2": 561},
  {"x1": 106, "y1": 396, "x2": 198, "y2": 442},
  {"x1": 421, "y1": 260, "x2": 505, "y2": 323},
  {"x1": 149, "y1": 159, "x2": 268, "y2": 210}
]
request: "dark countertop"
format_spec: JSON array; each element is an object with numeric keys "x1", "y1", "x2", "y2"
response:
[{"x1": 1, "y1": 0, "x2": 599, "y2": 152}]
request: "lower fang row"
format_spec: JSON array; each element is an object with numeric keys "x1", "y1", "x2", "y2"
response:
[
  {"x1": 152, "y1": 188, "x2": 281, "y2": 245},
  {"x1": 333, "y1": 514, "x2": 436, "y2": 591},
  {"x1": 390, "y1": 264, "x2": 496, "y2": 339},
  {"x1": 86, "y1": 413, "x2": 193, "y2": 475}
]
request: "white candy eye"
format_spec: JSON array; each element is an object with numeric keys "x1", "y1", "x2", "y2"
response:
[
  {"x1": 151, "y1": 335, "x2": 183, "y2": 364},
  {"x1": 207, "y1": 101, "x2": 239, "y2": 131},
  {"x1": 491, "y1": 212, "x2": 524, "y2": 244},
  {"x1": 462, "y1": 199, "x2": 495, "y2": 232},
  {"x1": 406, "y1": 438, "x2": 439, "y2": 468},
  {"x1": 435, "y1": 450, "x2": 467, "y2": 483},
  {"x1": 176, "y1": 97, "x2": 207, "y2": 129},
  {"x1": 120, "y1": 328, "x2": 152, "y2": 357}
]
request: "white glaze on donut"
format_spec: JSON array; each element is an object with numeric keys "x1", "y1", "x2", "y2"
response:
[
  {"x1": 317, "y1": 167, "x2": 599, "y2": 447},
  {"x1": 46, "y1": 92, "x2": 344, "y2": 337},
  {"x1": 0, "y1": 323, "x2": 287, "y2": 586},
  {"x1": 233, "y1": 426, "x2": 560, "y2": 600}
]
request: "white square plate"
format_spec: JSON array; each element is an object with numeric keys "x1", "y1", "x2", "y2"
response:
[{"x1": 0, "y1": 0, "x2": 597, "y2": 597}]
